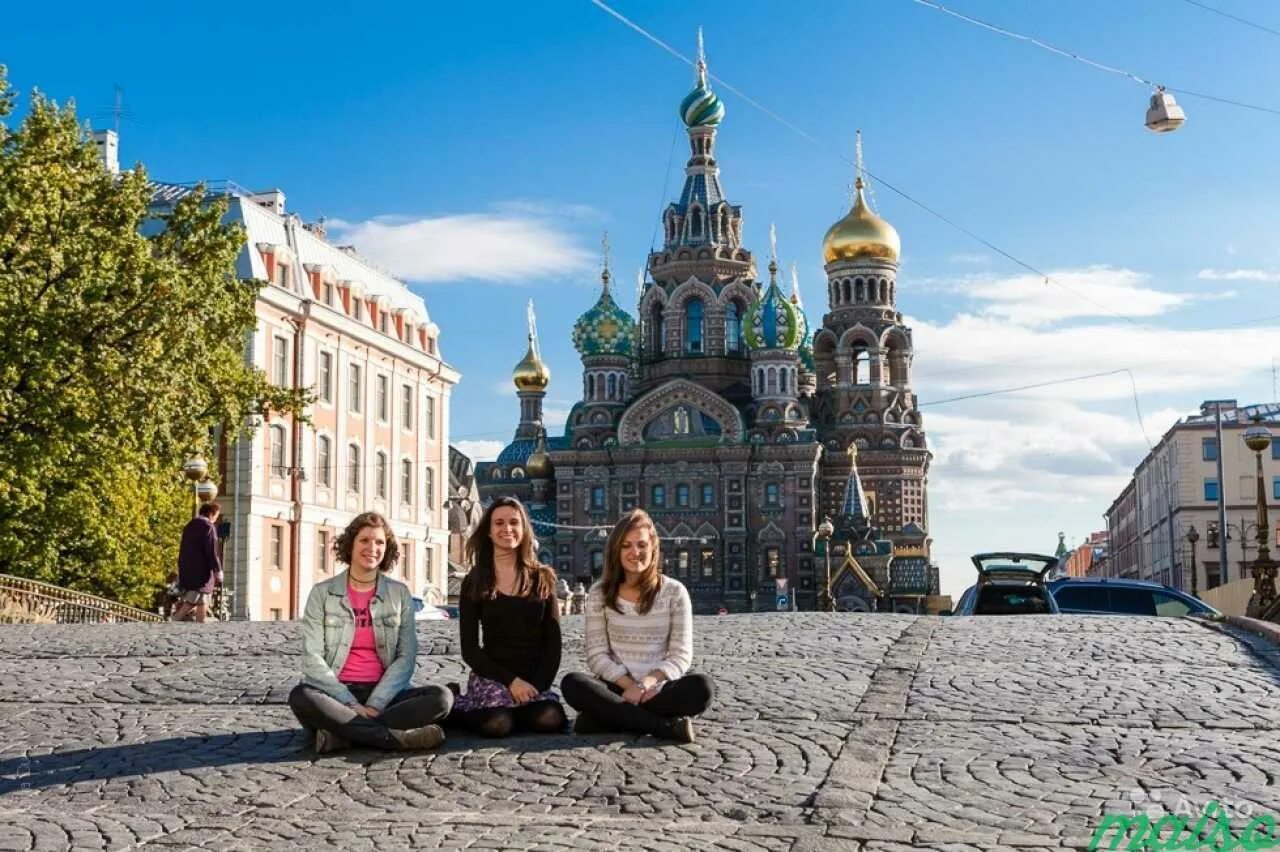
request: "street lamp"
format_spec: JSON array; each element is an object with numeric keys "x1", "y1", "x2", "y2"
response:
[
  {"x1": 183, "y1": 455, "x2": 209, "y2": 518},
  {"x1": 1185, "y1": 524, "x2": 1199, "y2": 600},
  {"x1": 1242, "y1": 423, "x2": 1278, "y2": 619},
  {"x1": 815, "y1": 516, "x2": 835, "y2": 613}
]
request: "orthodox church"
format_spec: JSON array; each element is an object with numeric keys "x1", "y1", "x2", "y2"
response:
[{"x1": 477, "y1": 42, "x2": 941, "y2": 613}]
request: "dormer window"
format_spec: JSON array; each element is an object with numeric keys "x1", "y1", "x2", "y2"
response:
[
  {"x1": 322, "y1": 281, "x2": 334, "y2": 306},
  {"x1": 274, "y1": 262, "x2": 290, "y2": 290},
  {"x1": 353, "y1": 299, "x2": 363, "y2": 321}
]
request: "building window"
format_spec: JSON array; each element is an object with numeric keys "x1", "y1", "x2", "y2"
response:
[
  {"x1": 401, "y1": 459, "x2": 413, "y2": 504},
  {"x1": 1273, "y1": 442, "x2": 1280, "y2": 460},
  {"x1": 1204, "y1": 478, "x2": 1219, "y2": 502},
  {"x1": 426, "y1": 546, "x2": 435, "y2": 584},
  {"x1": 376, "y1": 375, "x2": 389, "y2": 422},
  {"x1": 676, "y1": 483, "x2": 690, "y2": 507},
  {"x1": 1274, "y1": 477, "x2": 1280, "y2": 501},
  {"x1": 402, "y1": 385, "x2": 413, "y2": 429},
  {"x1": 425, "y1": 466, "x2": 434, "y2": 509},
  {"x1": 353, "y1": 298, "x2": 362, "y2": 321},
  {"x1": 701, "y1": 484, "x2": 714, "y2": 506},
  {"x1": 651, "y1": 484, "x2": 666, "y2": 508},
  {"x1": 766, "y1": 546, "x2": 780, "y2": 577},
  {"x1": 270, "y1": 608, "x2": 282, "y2": 621},
  {"x1": 317, "y1": 435, "x2": 331, "y2": 487},
  {"x1": 348, "y1": 365, "x2": 362, "y2": 413},
  {"x1": 725, "y1": 302, "x2": 742, "y2": 353},
  {"x1": 685, "y1": 299, "x2": 704, "y2": 354},
  {"x1": 591, "y1": 550, "x2": 604, "y2": 577},
  {"x1": 318, "y1": 351, "x2": 332, "y2": 403},
  {"x1": 380, "y1": 311, "x2": 389, "y2": 334},
  {"x1": 347, "y1": 444, "x2": 360, "y2": 493},
  {"x1": 591, "y1": 486, "x2": 605, "y2": 511},
  {"x1": 676, "y1": 550, "x2": 689, "y2": 577},
  {"x1": 425, "y1": 396, "x2": 436, "y2": 439},
  {"x1": 375, "y1": 452, "x2": 388, "y2": 499},
  {"x1": 1202, "y1": 438, "x2": 1218, "y2": 461},
  {"x1": 274, "y1": 262, "x2": 289, "y2": 289},
  {"x1": 270, "y1": 525, "x2": 283, "y2": 569},
  {"x1": 316, "y1": 530, "x2": 329, "y2": 574},
  {"x1": 272, "y1": 335, "x2": 289, "y2": 386},
  {"x1": 765, "y1": 482, "x2": 781, "y2": 507},
  {"x1": 269, "y1": 424, "x2": 286, "y2": 478},
  {"x1": 322, "y1": 281, "x2": 334, "y2": 306}
]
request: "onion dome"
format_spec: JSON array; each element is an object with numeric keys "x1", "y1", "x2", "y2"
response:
[
  {"x1": 822, "y1": 177, "x2": 900, "y2": 264},
  {"x1": 744, "y1": 260, "x2": 804, "y2": 351},
  {"x1": 512, "y1": 337, "x2": 549, "y2": 391},
  {"x1": 572, "y1": 268, "x2": 636, "y2": 357},
  {"x1": 526, "y1": 430, "x2": 553, "y2": 479},
  {"x1": 679, "y1": 31, "x2": 724, "y2": 128}
]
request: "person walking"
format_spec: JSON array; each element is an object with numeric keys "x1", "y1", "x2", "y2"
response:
[
  {"x1": 561, "y1": 509, "x2": 714, "y2": 744},
  {"x1": 287, "y1": 512, "x2": 452, "y2": 754},
  {"x1": 172, "y1": 503, "x2": 223, "y2": 623},
  {"x1": 449, "y1": 496, "x2": 565, "y2": 738}
]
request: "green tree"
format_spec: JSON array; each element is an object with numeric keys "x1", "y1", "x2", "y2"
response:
[{"x1": 0, "y1": 67, "x2": 309, "y2": 608}]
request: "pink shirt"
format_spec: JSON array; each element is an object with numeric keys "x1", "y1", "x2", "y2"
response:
[{"x1": 338, "y1": 585, "x2": 385, "y2": 685}]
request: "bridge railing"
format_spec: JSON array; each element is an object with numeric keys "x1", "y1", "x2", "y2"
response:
[{"x1": 0, "y1": 574, "x2": 164, "y2": 624}]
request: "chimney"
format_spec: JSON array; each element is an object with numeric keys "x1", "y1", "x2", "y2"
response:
[
  {"x1": 249, "y1": 188, "x2": 286, "y2": 215},
  {"x1": 92, "y1": 129, "x2": 119, "y2": 175}
]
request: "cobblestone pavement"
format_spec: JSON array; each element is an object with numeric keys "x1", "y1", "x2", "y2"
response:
[{"x1": 1, "y1": 614, "x2": 1278, "y2": 850}]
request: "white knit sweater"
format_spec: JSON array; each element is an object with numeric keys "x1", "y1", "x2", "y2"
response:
[{"x1": 584, "y1": 576, "x2": 693, "y2": 683}]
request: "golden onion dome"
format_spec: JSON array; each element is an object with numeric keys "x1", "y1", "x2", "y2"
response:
[
  {"x1": 526, "y1": 431, "x2": 554, "y2": 479},
  {"x1": 822, "y1": 177, "x2": 900, "y2": 264},
  {"x1": 512, "y1": 337, "x2": 550, "y2": 392}
]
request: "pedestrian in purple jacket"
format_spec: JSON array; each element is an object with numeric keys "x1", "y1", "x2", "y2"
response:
[{"x1": 173, "y1": 502, "x2": 223, "y2": 623}]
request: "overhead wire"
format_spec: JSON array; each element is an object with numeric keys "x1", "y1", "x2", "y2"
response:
[
  {"x1": 909, "y1": 0, "x2": 1280, "y2": 117},
  {"x1": 1179, "y1": 0, "x2": 1280, "y2": 39}
]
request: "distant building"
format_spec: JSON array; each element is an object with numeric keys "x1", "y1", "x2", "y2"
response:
[
  {"x1": 475, "y1": 45, "x2": 939, "y2": 613},
  {"x1": 1060, "y1": 531, "x2": 1109, "y2": 578},
  {"x1": 1104, "y1": 400, "x2": 1280, "y2": 593},
  {"x1": 144, "y1": 171, "x2": 460, "y2": 620}
]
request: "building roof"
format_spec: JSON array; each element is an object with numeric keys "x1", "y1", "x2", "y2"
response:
[{"x1": 1180, "y1": 401, "x2": 1280, "y2": 427}]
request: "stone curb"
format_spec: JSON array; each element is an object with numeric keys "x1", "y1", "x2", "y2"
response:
[{"x1": 1223, "y1": 614, "x2": 1280, "y2": 646}]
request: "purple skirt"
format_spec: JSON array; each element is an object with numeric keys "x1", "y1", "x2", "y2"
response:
[{"x1": 453, "y1": 671, "x2": 561, "y2": 712}]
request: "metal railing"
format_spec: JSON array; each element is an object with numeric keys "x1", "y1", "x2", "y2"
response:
[{"x1": 0, "y1": 574, "x2": 164, "y2": 624}]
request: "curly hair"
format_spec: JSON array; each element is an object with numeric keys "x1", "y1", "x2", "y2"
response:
[{"x1": 334, "y1": 512, "x2": 400, "y2": 573}]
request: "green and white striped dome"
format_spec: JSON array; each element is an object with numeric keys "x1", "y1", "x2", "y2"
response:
[{"x1": 744, "y1": 274, "x2": 804, "y2": 351}]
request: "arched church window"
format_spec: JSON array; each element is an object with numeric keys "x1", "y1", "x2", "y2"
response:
[
  {"x1": 586, "y1": 374, "x2": 595, "y2": 400},
  {"x1": 725, "y1": 301, "x2": 742, "y2": 353},
  {"x1": 855, "y1": 278, "x2": 865, "y2": 302},
  {"x1": 651, "y1": 302, "x2": 665, "y2": 353},
  {"x1": 690, "y1": 207, "x2": 703, "y2": 239},
  {"x1": 607, "y1": 374, "x2": 618, "y2": 400},
  {"x1": 767, "y1": 367, "x2": 778, "y2": 395},
  {"x1": 779, "y1": 368, "x2": 787, "y2": 395},
  {"x1": 854, "y1": 349, "x2": 870, "y2": 385},
  {"x1": 685, "y1": 299, "x2": 704, "y2": 354}
]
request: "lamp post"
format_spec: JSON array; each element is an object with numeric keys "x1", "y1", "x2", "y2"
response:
[
  {"x1": 815, "y1": 517, "x2": 835, "y2": 612},
  {"x1": 1243, "y1": 423, "x2": 1279, "y2": 619},
  {"x1": 1185, "y1": 524, "x2": 1199, "y2": 600},
  {"x1": 182, "y1": 455, "x2": 209, "y2": 518}
]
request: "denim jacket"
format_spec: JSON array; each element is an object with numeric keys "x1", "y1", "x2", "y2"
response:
[{"x1": 299, "y1": 570, "x2": 417, "y2": 711}]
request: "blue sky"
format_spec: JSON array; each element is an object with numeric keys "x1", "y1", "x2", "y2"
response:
[{"x1": 9, "y1": 0, "x2": 1280, "y2": 596}]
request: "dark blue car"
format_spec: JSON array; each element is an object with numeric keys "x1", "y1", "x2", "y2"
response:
[{"x1": 1048, "y1": 578, "x2": 1219, "y2": 617}]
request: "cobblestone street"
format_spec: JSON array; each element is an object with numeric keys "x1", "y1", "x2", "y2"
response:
[{"x1": 1, "y1": 614, "x2": 1278, "y2": 850}]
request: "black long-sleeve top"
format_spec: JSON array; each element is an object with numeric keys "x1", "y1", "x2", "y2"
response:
[{"x1": 459, "y1": 574, "x2": 562, "y2": 692}]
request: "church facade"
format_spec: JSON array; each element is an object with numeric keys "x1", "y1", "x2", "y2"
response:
[{"x1": 477, "y1": 47, "x2": 940, "y2": 613}]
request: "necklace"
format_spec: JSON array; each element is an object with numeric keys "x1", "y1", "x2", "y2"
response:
[{"x1": 348, "y1": 572, "x2": 377, "y2": 591}]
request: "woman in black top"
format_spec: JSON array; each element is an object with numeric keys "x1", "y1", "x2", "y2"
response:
[{"x1": 450, "y1": 496, "x2": 564, "y2": 737}]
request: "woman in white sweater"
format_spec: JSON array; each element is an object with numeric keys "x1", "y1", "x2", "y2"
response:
[{"x1": 561, "y1": 509, "x2": 714, "y2": 743}]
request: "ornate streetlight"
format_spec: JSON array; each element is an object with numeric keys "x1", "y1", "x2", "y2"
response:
[
  {"x1": 815, "y1": 516, "x2": 835, "y2": 612},
  {"x1": 1242, "y1": 423, "x2": 1278, "y2": 619},
  {"x1": 1185, "y1": 524, "x2": 1199, "y2": 600},
  {"x1": 182, "y1": 455, "x2": 209, "y2": 518}
]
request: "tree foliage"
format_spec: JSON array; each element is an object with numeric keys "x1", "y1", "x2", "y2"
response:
[{"x1": 0, "y1": 67, "x2": 309, "y2": 607}]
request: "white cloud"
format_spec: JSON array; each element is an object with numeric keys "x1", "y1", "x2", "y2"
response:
[
  {"x1": 950, "y1": 266, "x2": 1185, "y2": 326},
  {"x1": 1197, "y1": 268, "x2": 1280, "y2": 283},
  {"x1": 453, "y1": 440, "x2": 505, "y2": 463},
  {"x1": 328, "y1": 206, "x2": 594, "y2": 284}
]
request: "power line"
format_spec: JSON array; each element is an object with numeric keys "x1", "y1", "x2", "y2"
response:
[
  {"x1": 1180, "y1": 0, "x2": 1280, "y2": 39},
  {"x1": 909, "y1": 0, "x2": 1280, "y2": 117}
]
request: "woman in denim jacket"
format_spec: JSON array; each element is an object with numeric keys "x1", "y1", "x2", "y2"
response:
[{"x1": 288, "y1": 512, "x2": 453, "y2": 753}]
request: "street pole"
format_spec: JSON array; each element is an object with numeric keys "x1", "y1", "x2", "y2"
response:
[
  {"x1": 1243, "y1": 422, "x2": 1277, "y2": 618},
  {"x1": 1186, "y1": 524, "x2": 1199, "y2": 599},
  {"x1": 1212, "y1": 401, "x2": 1230, "y2": 585}
]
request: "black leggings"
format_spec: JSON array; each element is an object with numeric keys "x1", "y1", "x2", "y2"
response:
[
  {"x1": 288, "y1": 683, "x2": 452, "y2": 750},
  {"x1": 561, "y1": 672, "x2": 714, "y2": 735},
  {"x1": 451, "y1": 700, "x2": 566, "y2": 738}
]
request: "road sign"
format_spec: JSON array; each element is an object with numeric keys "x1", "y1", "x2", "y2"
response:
[{"x1": 776, "y1": 594, "x2": 789, "y2": 610}]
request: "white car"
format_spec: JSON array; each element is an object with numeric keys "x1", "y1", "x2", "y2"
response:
[{"x1": 412, "y1": 597, "x2": 451, "y2": 621}]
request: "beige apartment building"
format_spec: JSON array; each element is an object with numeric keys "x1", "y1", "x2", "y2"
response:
[
  {"x1": 148, "y1": 175, "x2": 460, "y2": 620},
  {"x1": 1105, "y1": 400, "x2": 1280, "y2": 593}
]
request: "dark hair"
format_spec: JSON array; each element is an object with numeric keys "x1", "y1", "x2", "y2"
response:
[
  {"x1": 198, "y1": 502, "x2": 221, "y2": 518},
  {"x1": 335, "y1": 512, "x2": 399, "y2": 573},
  {"x1": 601, "y1": 508, "x2": 662, "y2": 615},
  {"x1": 464, "y1": 496, "x2": 553, "y2": 601}
]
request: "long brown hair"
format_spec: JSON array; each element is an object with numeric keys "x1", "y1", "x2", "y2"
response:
[
  {"x1": 601, "y1": 508, "x2": 663, "y2": 614},
  {"x1": 464, "y1": 496, "x2": 554, "y2": 601},
  {"x1": 335, "y1": 512, "x2": 399, "y2": 572}
]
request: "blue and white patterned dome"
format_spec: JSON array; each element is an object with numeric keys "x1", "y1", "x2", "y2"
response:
[{"x1": 572, "y1": 271, "x2": 636, "y2": 357}]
